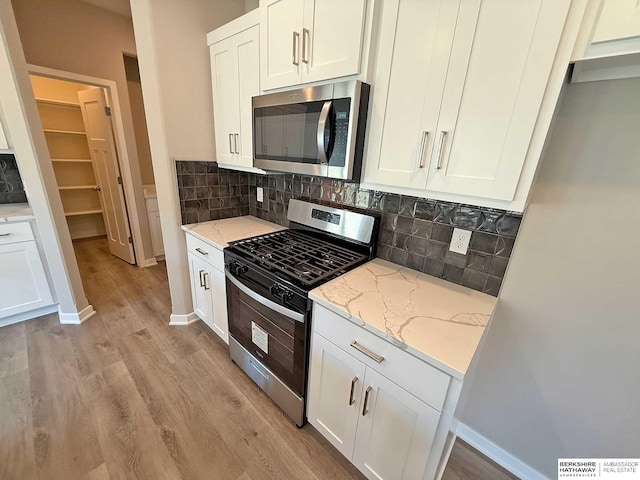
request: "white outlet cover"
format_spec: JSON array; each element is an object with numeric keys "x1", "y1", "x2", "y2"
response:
[
  {"x1": 256, "y1": 186, "x2": 264, "y2": 202},
  {"x1": 449, "y1": 228, "x2": 472, "y2": 255}
]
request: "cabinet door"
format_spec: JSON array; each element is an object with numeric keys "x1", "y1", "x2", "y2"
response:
[
  {"x1": 363, "y1": 0, "x2": 459, "y2": 189},
  {"x1": 592, "y1": 0, "x2": 640, "y2": 44},
  {"x1": 210, "y1": 37, "x2": 238, "y2": 165},
  {"x1": 300, "y1": 0, "x2": 366, "y2": 83},
  {"x1": 208, "y1": 266, "x2": 229, "y2": 344},
  {"x1": 260, "y1": 0, "x2": 304, "y2": 90},
  {"x1": 234, "y1": 25, "x2": 260, "y2": 168},
  {"x1": 188, "y1": 252, "x2": 213, "y2": 330},
  {"x1": 307, "y1": 333, "x2": 366, "y2": 460},
  {"x1": 353, "y1": 368, "x2": 440, "y2": 480},
  {"x1": 0, "y1": 241, "x2": 53, "y2": 318},
  {"x1": 426, "y1": 0, "x2": 571, "y2": 200},
  {"x1": 149, "y1": 210, "x2": 164, "y2": 257}
]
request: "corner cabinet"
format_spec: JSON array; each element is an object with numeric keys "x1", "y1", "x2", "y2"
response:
[
  {"x1": 185, "y1": 232, "x2": 229, "y2": 343},
  {"x1": 260, "y1": 0, "x2": 368, "y2": 90},
  {"x1": 307, "y1": 304, "x2": 462, "y2": 480},
  {"x1": 363, "y1": 0, "x2": 583, "y2": 211},
  {"x1": 208, "y1": 11, "x2": 264, "y2": 174}
]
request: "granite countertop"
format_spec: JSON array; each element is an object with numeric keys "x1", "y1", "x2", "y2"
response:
[
  {"x1": 309, "y1": 258, "x2": 498, "y2": 379},
  {"x1": 181, "y1": 216, "x2": 285, "y2": 250},
  {"x1": 0, "y1": 203, "x2": 34, "y2": 222}
]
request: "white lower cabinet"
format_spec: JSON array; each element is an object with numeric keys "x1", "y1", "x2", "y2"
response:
[
  {"x1": 186, "y1": 233, "x2": 229, "y2": 343},
  {"x1": 0, "y1": 223, "x2": 54, "y2": 319},
  {"x1": 308, "y1": 304, "x2": 457, "y2": 480}
]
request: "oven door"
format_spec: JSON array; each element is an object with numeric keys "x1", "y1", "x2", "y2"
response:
[{"x1": 225, "y1": 271, "x2": 308, "y2": 396}]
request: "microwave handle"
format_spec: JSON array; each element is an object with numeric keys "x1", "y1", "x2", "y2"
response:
[{"x1": 317, "y1": 100, "x2": 333, "y2": 165}]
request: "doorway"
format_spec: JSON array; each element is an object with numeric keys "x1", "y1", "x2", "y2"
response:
[{"x1": 30, "y1": 74, "x2": 136, "y2": 264}]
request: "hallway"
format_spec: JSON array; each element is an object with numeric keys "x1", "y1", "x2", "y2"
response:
[{"x1": 0, "y1": 237, "x2": 513, "y2": 480}]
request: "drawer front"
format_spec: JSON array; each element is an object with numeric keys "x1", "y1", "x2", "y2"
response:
[
  {"x1": 313, "y1": 304, "x2": 450, "y2": 412},
  {"x1": 0, "y1": 222, "x2": 34, "y2": 245},
  {"x1": 186, "y1": 233, "x2": 224, "y2": 271}
]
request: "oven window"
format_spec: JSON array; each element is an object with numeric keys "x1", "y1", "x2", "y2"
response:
[{"x1": 254, "y1": 101, "x2": 325, "y2": 164}]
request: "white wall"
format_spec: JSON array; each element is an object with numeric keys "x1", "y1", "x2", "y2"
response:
[
  {"x1": 460, "y1": 77, "x2": 640, "y2": 478},
  {"x1": 130, "y1": 0, "x2": 245, "y2": 319},
  {"x1": 11, "y1": 0, "x2": 155, "y2": 263},
  {"x1": 0, "y1": 0, "x2": 91, "y2": 319}
]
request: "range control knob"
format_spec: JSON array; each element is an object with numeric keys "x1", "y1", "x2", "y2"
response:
[
  {"x1": 229, "y1": 261, "x2": 248, "y2": 276},
  {"x1": 270, "y1": 283, "x2": 293, "y2": 303}
]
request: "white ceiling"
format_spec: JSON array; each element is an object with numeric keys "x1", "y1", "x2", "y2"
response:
[{"x1": 81, "y1": 0, "x2": 131, "y2": 17}]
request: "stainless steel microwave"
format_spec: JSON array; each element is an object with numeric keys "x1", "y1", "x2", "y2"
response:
[{"x1": 252, "y1": 80, "x2": 370, "y2": 181}]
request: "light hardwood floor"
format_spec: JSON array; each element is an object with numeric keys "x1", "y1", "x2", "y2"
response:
[{"x1": 0, "y1": 236, "x2": 516, "y2": 480}]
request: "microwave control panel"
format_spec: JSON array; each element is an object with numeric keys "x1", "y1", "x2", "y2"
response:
[{"x1": 329, "y1": 98, "x2": 351, "y2": 167}]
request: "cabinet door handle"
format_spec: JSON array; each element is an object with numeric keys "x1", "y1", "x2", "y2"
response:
[
  {"x1": 0, "y1": 233, "x2": 10, "y2": 237},
  {"x1": 350, "y1": 340, "x2": 384, "y2": 363},
  {"x1": 418, "y1": 131, "x2": 429, "y2": 168},
  {"x1": 195, "y1": 247, "x2": 208, "y2": 256},
  {"x1": 362, "y1": 386, "x2": 372, "y2": 416},
  {"x1": 292, "y1": 31, "x2": 300, "y2": 66},
  {"x1": 228, "y1": 133, "x2": 234, "y2": 154},
  {"x1": 302, "y1": 28, "x2": 310, "y2": 64},
  {"x1": 349, "y1": 376, "x2": 358, "y2": 406},
  {"x1": 234, "y1": 133, "x2": 240, "y2": 154},
  {"x1": 203, "y1": 272, "x2": 210, "y2": 290},
  {"x1": 199, "y1": 269, "x2": 205, "y2": 288},
  {"x1": 435, "y1": 131, "x2": 448, "y2": 170}
]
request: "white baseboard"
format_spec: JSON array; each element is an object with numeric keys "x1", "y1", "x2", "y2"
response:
[
  {"x1": 140, "y1": 257, "x2": 158, "y2": 267},
  {"x1": 0, "y1": 304, "x2": 58, "y2": 328},
  {"x1": 169, "y1": 312, "x2": 199, "y2": 326},
  {"x1": 455, "y1": 423, "x2": 549, "y2": 480},
  {"x1": 58, "y1": 304, "x2": 96, "y2": 325}
]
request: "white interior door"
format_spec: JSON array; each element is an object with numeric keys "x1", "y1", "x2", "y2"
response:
[
  {"x1": 301, "y1": 0, "x2": 366, "y2": 83},
  {"x1": 210, "y1": 37, "x2": 237, "y2": 165},
  {"x1": 352, "y1": 368, "x2": 440, "y2": 480},
  {"x1": 234, "y1": 24, "x2": 260, "y2": 168},
  {"x1": 78, "y1": 88, "x2": 135, "y2": 264}
]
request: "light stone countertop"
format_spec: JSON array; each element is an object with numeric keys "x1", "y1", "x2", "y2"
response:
[
  {"x1": 309, "y1": 258, "x2": 498, "y2": 379},
  {"x1": 0, "y1": 203, "x2": 34, "y2": 222},
  {"x1": 181, "y1": 216, "x2": 285, "y2": 250}
]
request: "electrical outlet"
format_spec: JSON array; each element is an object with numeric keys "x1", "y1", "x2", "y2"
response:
[
  {"x1": 256, "y1": 186, "x2": 264, "y2": 203},
  {"x1": 449, "y1": 228, "x2": 472, "y2": 255}
]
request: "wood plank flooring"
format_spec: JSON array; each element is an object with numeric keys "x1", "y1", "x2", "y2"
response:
[{"x1": 0, "y1": 236, "x2": 516, "y2": 480}]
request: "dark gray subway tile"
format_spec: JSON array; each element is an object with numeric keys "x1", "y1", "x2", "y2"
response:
[
  {"x1": 422, "y1": 258, "x2": 445, "y2": 277},
  {"x1": 431, "y1": 224, "x2": 453, "y2": 243},
  {"x1": 488, "y1": 256, "x2": 509, "y2": 278},
  {"x1": 462, "y1": 269, "x2": 488, "y2": 291},
  {"x1": 470, "y1": 232, "x2": 499, "y2": 254}
]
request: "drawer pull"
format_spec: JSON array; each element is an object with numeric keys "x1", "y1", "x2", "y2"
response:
[
  {"x1": 350, "y1": 341, "x2": 384, "y2": 363},
  {"x1": 349, "y1": 376, "x2": 358, "y2": 406},
  {"x1": 195, "y1": 247, "x2": 208, "y2": 255},
  {"x1": 362, "y1": 386, "x2": 372, "y2": 416},
  {"x1": 0, "y1": 233, "x2": 10, "y2": 237}
]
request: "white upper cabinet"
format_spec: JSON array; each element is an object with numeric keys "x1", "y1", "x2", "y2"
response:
[
  {"x1": 593, "y1": 0, "x2": 640, "y2": 44},
  {"x1": 260, "y1": 0, "x2": 367, "y2": 90},
  {"x1": 425, "y1": 0, "x2": 571, "y2": 201},
  {"x1": 208, "y1": 12, "x2": 262, "y2": 172},
  {"x1": 364, "y1": 0, "x2": 577, "y2": 211}
]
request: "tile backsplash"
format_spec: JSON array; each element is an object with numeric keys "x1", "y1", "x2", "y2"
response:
[
  {"x1": 0, "y1": 154, "x2": 27, "y2": 204},
  {"x1": 176, "y1": 161, "x2": 521, "y2": 296}
]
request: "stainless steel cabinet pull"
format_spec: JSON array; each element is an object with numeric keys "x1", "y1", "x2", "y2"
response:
[
  {"x1": 0, "y1": 233, "x2": 10, "y2": 237},
  {"x1": 349, "y1": 376, "x2": 358, "y2": 406},
  {"x1": 228, "y1": 133, "x2": 234, "y2": 154},
  {"x1": 350, "y1": 340, "x2": 384, "y2": 363},
  {"x1": 435, "y1": 131, "x2": 448, "y2": 170},
  {"x1": 199, "y1": 269, "x2": 205, "y2": 288},
  {"x1": 418, "y1": 131, "x2": 429, "y2": 168},
  {"x1": 203, "y1": 272, "x2": 210, "y2": 290},
  {"x1": 292, "y1": 31, "x2": 300, "y2": 66},
  {"x1": 302, "y1": 28, "x2": 310, "y2": 64},
  {"x1": 234, "y1": 133, "x2": 240, "y2": 154},
  {"x1": 362, "y1": 386, "x2": 372, "y2": 416},
  {"x1": 195, "y1": 247, "x2": 208, "y2": 255}
]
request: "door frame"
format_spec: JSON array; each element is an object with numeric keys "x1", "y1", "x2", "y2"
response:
[{"x1": 27, "y1": 63, "x2": 150, "y2": 268}]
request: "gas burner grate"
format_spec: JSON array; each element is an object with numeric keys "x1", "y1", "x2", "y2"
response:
[{"x1": 228, "y1": 230, "x2": 367, "y2": 287}]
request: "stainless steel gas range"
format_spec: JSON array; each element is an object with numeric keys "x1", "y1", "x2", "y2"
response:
[{"x1": 223, "y1": 199, "x2": 379, "y2": 426}]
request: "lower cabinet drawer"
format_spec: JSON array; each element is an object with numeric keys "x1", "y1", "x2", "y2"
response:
[
  {"x1": 312, "y1": 303, "x2": 450, "y2": 412},
  {"x1": 186, "y1": 233, "x2": 224, "y2": 271},
  {"x1": 0, "y1": 222, "x2": 34, "y2": 245}
]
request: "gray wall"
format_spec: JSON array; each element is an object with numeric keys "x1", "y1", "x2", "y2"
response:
[{"x1": 460, "y1": 77, "x2": 640, "y2": 477}]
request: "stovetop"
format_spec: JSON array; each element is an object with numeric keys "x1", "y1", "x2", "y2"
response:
[{"x1": 226, "y1": 229, "x2": 369, "y2": 289}]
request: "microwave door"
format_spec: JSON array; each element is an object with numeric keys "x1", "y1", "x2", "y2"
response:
[{"x1": 316, "y1": 101, "x2": 334, "y2": 165}]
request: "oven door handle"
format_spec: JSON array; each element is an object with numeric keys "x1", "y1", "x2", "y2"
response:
[
  {"x1": 225, "y1": 270, "x2": 305, "y2": 323},
  {"x1": 316, "y1": 100, "x2": 332, "y2": 165}
]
